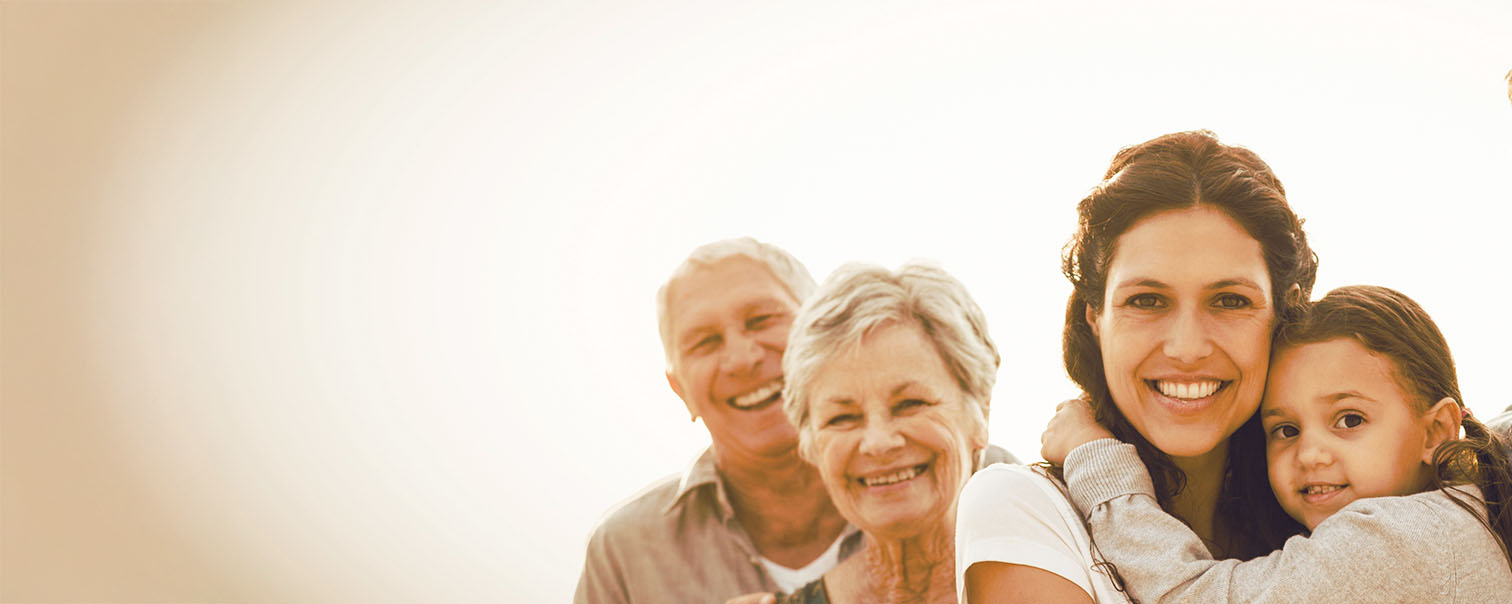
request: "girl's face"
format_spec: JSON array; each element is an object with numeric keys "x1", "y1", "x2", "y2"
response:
[
  {"x1": 1091, "y1": 206, "x2": 1275, "y2": 463},
  {"x1": 803, "y1": 321, "x2": 984, "y2": 541},
  {"x1": 1261, "y1": 338, "x2": 1438, "y2": 531}
]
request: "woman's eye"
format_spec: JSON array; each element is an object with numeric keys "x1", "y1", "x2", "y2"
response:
[
  {"x1": 1125, "y1": 293, "x2": 1164, "y2": 309},
  {"x1": 894, "y1": 398, "x2": 928, "y2": 413},
  {"x1": 824, "y1": 414, "x2": 859, "y2": 428},
  {"x1": 1334, "y1": 413, "x2": 1366, "y2": 429},
  {"x1": 1268, "y1": 424, "x2": 1299, "y2": 440},
  {"x1": 1214, "y1": 293, "x2": 1252, "y2": 309}
]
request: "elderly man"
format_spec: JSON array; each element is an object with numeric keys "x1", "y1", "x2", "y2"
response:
[{"x1": 574, "y1": 238, "x2": 855, "y2": 603}]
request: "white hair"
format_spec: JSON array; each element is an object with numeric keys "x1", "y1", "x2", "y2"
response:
[
  {"x1": 656, "y1": 237, "x2": 817, "y2": 368},
  {"x1": 782, "y1": 262, "x2": 999, "y2": 458}
]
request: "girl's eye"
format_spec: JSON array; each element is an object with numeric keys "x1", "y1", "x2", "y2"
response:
[
  {"x1": 1334, "y1": 413, "x2": 1366, "y2": 429},
  {"x1": 1268, "y1": 424, "x2": 1299, "y2": 440},
  {"x1": 824, "y1": 414, "x2": 859, "y2": 428},
  {"x1": 1214, "y1": 293, "x2": 1252, "y2": 309},
  {"x1": 1125, "y1": 293, "x2": 1164, "y2": 309}
]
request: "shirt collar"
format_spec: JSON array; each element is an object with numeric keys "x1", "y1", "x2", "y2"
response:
[{"x1": 665, "y1": 447, "x2": 732, "y2": 518}]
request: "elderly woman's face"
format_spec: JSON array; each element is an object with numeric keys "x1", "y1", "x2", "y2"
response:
[
  {"x1": 803, "y1": 321, "x2": 984, "y2": 540},
  {"x1": 1090, "y1": 206, "x2": 1274, "y2": 461}
]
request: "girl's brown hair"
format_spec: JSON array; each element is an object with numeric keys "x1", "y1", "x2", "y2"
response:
[
  {"x1": 1275, "y1": 284, "x2": 1512, "y2": 570},
  {"x1": 1059, "y1": 130, "x2": 1318, "y2": 556}
]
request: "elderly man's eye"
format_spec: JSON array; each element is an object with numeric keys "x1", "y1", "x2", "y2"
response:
[
  {"x1": 746, "y1": 315, "x2": 772, "y2": 330},
  {"x1": 689, "y1": 335, "x2": 719, "y2": 353}
]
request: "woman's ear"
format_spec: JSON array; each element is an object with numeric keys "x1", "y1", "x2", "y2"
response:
[
  {"x1": 1084, "y1": 303, "x2": 1100, "y2": 338},
  {"x1": 1419, "y1": 397, "x2": 1462, "y2": 465},
  {"x1": 1285, "y1": 283, "x2": 1303, "y2": 307}
]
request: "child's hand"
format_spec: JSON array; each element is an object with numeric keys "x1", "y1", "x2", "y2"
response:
[{"x1": 1040, "y1": 397, "x2": 1114, "y2": 464}]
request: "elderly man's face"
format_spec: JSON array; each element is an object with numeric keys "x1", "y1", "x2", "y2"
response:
[{"x1": 666, "y1": 256, "x2": 801, "y2": 461}]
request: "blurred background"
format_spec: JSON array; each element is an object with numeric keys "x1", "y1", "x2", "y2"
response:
[{"x1": 3, "y1": 2, "x2": 1509, "y2": 602}]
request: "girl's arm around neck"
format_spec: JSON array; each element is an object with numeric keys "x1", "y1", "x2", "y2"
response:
[{"x1": 1062, "y1": 439, "x2": 1512, "y2": 603}]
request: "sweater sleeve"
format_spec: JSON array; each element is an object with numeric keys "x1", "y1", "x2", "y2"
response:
[{"x1": 1061, "y1": 439, "x2": 1464, "y2": 604}]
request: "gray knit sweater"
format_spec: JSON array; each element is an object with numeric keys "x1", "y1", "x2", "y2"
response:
[{"x1": 1063, "y1": 439, "x2": 1512, "y2": 603}]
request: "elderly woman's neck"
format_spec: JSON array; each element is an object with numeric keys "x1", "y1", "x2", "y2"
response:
[
  {"x1": 1169, "y1": 445, "x2": 1230, "y2": 554},
  {"x1": 836, "y1": 522, "x2": 956, "y2": 603}
]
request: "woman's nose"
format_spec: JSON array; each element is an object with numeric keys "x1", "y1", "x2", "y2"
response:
[
  {"x1": 859, "y1": 417, "x2": 904, "y2": 457},
  {"x1": 1162, "y1": 308, "x2": 1214, "y2": 364}
]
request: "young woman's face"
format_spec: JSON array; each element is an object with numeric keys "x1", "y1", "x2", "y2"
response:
[
  {"x1": 1091, "y1": 206, "x2": 1275, "y2": 462},
  {"x1": 1261, "y1": 338, "x2": 1435, "y2": 531}
]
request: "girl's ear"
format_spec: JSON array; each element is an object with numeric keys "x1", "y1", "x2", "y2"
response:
[{"x1": 1419, "y1": 397, "x2": 1462, "y2": 465}]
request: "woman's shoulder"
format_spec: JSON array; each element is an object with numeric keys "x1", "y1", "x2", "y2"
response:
[
  {"x1": 962, "y1": 463, "x2": 1070, "y2": 507},
  {"x1": 958, "y1": 463, "x2": 1086, "y2": 539}
]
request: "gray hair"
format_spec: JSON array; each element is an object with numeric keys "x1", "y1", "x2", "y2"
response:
[
  {"x1": 782, "y1": 262, "x2": 999, "y2": 451},
  {"x1": 656, "y1": 237, "x2": 817, "y2": 368}
]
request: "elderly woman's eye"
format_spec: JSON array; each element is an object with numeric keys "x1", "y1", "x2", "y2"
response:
[
  {"x1": 894, "y1": 399, "x2": 929, "y2": 413},
  {"x1": 1214, "y1": 293, "x2": 1252, "y2": 309},
  {"x1": 824, "y1": 413, "x2": 859, "y2": 427}
]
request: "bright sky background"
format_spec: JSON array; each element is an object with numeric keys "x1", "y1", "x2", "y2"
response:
[{"x1": 7, "y1": 2, "x2": 1511, "y2": 602}]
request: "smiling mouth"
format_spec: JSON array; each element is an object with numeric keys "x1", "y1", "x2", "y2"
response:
[
  {"x1": 857, "y1": 463, "x2": 930, "y2": 487},
  {"x1": 726, "y1": 379, "x2": 783, "y2": 411},
  {"x1": 1300, "y1": 483, "x2": 1348, "y2": 503},
  {"x1": 1146, "y1": 379, "x2": 1229, "y2": 401}
]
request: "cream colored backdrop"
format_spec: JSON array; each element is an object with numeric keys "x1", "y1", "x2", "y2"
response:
[{"x1": 3, "y1": 2, "x2": 1509, "y2": 603}]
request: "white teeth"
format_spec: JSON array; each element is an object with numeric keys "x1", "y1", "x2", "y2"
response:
[
  {"x1": 729, "y1": 380, "x2": 783, "y2": 409},
  {"x1": 1156, "y1": 380, "x2": 1221, "y2": 400},
  {"x1": 1303, "y1": 484, "x2": 1344, "y2": 496},
  {"x1": 860, "y1": 464, "x2": 926, "y2": 487}
]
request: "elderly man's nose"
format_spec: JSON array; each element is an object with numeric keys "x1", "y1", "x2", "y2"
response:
[{"x1": 722, "y1": 332, "x2": 764, "y2": 372}]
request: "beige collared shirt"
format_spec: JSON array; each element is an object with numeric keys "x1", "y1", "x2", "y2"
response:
[
  {"x1": 574, "y1": 445, "x2": 1017, "y2": 603},
  {"x1": 574, "y1": 447, "x2": 861, "y2": 603}
]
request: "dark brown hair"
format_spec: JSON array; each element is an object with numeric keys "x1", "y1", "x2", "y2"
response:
[
  {"x1": 1060, "y1": 130, "x2": 1318, "y2": 556},
  {"x1": 1274, "y1": 284, "x2": 1512, "y2": 570}
]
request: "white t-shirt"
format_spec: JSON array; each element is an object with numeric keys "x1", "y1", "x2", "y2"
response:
[
  {"x1": 760, "y1": 524, "x2": 859, "y2": 594},
  {"x1": 955, "y1": 463, "x2": 1130, "y2": 603}
]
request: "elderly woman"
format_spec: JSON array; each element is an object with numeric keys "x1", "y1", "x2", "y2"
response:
[
  {"x1": 956, "y1": 130, "x2": 1319, "y2": 602},
  {"x1": 769, "y1": 262, "x2": 1010, "y2": 604}
]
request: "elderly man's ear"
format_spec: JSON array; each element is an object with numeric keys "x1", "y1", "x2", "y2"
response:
[{"x1": 667, "y1": 372, "x2": 698, "y2": 422}]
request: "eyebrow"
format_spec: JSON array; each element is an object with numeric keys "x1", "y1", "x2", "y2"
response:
[
  {"x1": 819, "y1": 381, "x2": 922, "y2": 407},
  {"x1": 1111, "y1": 277, "x2": 1265, "y2": 291},
  {"x1": 1264, "y1": 390, "x2": 1378, "y2": 419}
]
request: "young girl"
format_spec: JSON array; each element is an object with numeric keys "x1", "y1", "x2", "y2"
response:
[{"x1": 1042, "y1": 285, "x2": 1512, "y2": 602}]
